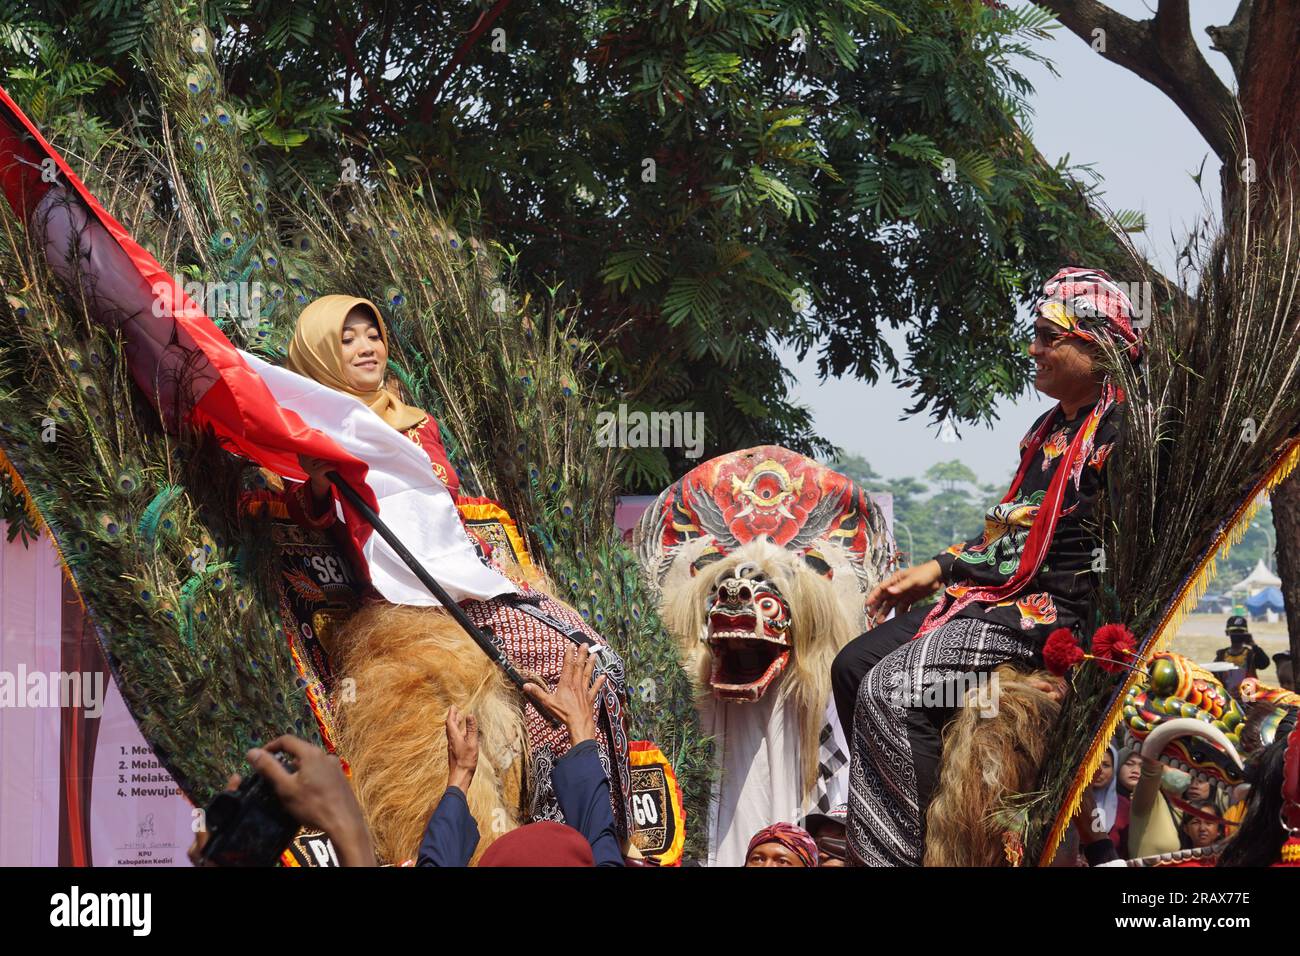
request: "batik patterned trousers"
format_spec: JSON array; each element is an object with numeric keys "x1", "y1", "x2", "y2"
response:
[
  {"x1": 842, "y1": 610, "x2": 1039, "y2": 866},
  {"x1": 462, "y1": 589, "x2": 632, "y2": 838}
]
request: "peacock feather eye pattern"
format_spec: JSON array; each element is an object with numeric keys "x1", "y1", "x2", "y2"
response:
[
  {"x1": 77, "y1": 374, "x2": 101, "y2": 401},
  {"x1": 185, "y1": 68, "x2": 211, "y2": 94},
  {"x1": 96, "y1": 512, "x2": 122, "y2": 538},
  {"x1": 114, "y1": 468, "x2": 141, "y2": 495}
]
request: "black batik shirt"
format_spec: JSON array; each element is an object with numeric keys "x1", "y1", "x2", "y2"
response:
[{"x1": 930, "y1": 399, "x2": 1122, "y2": 643}]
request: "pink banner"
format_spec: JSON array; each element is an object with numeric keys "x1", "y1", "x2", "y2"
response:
[{"x1": 0, "y1": 524, "x2": 194, "y2": 866}]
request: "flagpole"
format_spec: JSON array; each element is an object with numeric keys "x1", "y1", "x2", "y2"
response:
[{"x1": 326, "y1": 471, "x2": 562, "y2": 728}]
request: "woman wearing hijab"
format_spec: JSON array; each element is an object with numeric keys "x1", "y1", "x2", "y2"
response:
[
  {"x1": 280, "y1": 295, "x2": 631, "y2": 864},
  {"x1": 1088, "y1": 744, "x2": 1129, "y2": 857},
  {"x1": 286, "y1": 295, "x2": 459, "y2": 506}
]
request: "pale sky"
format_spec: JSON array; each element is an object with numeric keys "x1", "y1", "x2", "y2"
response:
[{"x1": 782, "y1": 1, "x2": 1230, "y2": 486}]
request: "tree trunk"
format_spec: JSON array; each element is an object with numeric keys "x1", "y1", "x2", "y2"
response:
[
  {"x1": 1238, "y1": 0, "x2": 1300, "y2": 669},
  {"x1": 1273, "y1": 477, "x2": 1300, "y2": 670}
]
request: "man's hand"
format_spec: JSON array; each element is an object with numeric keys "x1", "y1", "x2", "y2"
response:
[
  {"x1": 523, "y1": 644, "x2": 606, "y2": 746},
  {"x1": 445, "y1": 705, "x2": 479, "y2": 794},
  {"x1": 865, "y1": 560, "x2": 944, "y2": 627},
  {"x1": 248, "y1": 735, "x2": 376, "y2": 867}
]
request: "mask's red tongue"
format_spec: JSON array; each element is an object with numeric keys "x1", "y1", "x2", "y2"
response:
[{"x1": 710, "y1": 642, "x2": 790, "y2": 702}]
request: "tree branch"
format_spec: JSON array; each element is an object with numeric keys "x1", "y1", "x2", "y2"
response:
[
  {"x1": 1040, "y1": 0, "x2": 1237, "y2": 160},
  {"x1": 1205, "y1": 0, "x2": 1253, "y2": 81},
  {"x1": 331, "y1": 21, "x2": 406, "y2": 128},
  {"x1": 418, "y1": 0, "x2": 514, "y2": 125}
]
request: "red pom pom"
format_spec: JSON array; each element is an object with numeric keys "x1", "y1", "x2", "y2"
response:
[
  {"x1": 1043, "y1": 628, "x2": 1084, "y2": 676},
  {"x1": 1091, "y1": 623, "x2": 1137, "y2": 673}
]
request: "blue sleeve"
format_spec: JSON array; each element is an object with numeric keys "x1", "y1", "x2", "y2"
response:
[
  {"x1": 552, "y1": 739, "x2": 624, "y2": 867},
  {"x1": 416, "y1": 786, "x2": 479, "y2": 867}
]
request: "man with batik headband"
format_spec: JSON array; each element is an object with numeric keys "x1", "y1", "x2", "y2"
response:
[
  {"x1": 744, "y1": 822, "x2": 819, "y2": 867},
  {"x1": 831, "y1": 267, "x2": 1141, "y2": 866}
]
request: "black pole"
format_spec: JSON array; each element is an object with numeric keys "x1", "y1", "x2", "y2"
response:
[{"x1": 326, "y1": 471, "x2": 561, "y2": 727}]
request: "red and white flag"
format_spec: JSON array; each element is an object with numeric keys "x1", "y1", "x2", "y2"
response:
[{"x1": 0, "y1": 85, "x2": 515, "y2": 606}]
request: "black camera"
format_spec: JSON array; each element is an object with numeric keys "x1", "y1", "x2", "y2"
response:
[{"x1": 199, "y1": 752, "x2": 299, "y2": 867}]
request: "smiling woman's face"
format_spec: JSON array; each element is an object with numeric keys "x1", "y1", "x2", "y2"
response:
[{"x1": 340, "y1": 306, "x2": 387, "y2": 391}]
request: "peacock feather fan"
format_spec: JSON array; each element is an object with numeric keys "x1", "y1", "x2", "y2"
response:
[{"x1": 0, "y1": 161, "x2": 320, "y2": 805}]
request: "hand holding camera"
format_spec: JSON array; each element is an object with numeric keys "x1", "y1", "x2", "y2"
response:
[{"x1": 193, "y1": 735, "x2": 376, "y2": 867}]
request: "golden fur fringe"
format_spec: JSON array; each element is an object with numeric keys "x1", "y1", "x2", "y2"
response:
[
  {"x1": 661, "y1": 539, "x2": 854, "y2": 797},
  {"x1": 1036, "y1": 435, "x2": 1300, "y2": 865},
  {"x1": 925, "y1": 666, "x2": 1063, "y2": 867},
  {"x1": 329, "y1": 601, "x2": 528, "y2": 865}
]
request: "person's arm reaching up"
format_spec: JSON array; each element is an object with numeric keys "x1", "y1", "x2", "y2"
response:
[
  {"x1": 525, "y1": 645, "x2": 624, "y2": 866},
  {"x1": 417, "y1": 706, "x2": 481, "y2": 866}
]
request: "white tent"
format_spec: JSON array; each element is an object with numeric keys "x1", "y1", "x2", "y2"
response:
[{"x1": 1229, "y1": 558, "x2": 1282, "y2": 595}]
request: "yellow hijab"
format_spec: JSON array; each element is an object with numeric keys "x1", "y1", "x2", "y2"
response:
[{"x1": 286, "y1": 294, "x2": 427, "y2": 432}]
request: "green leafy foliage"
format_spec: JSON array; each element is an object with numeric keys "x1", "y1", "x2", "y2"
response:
[{"x1": 0, "y1": 0, "x2": 1132, "y2": 493}]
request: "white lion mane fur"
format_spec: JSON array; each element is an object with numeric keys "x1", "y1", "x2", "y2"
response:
[{"x1": 660, "y1": 538, "x2": 860, "y2": 796}]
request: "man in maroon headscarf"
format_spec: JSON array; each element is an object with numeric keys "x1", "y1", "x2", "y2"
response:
[
  {"x1": 831, "y1": 268, "x2": 1143, "y2": 866},
  {"x1": 743, "y1": 822, "x2": 819, "y2": 868}
]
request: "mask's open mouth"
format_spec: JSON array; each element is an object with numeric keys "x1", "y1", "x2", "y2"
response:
[{"x1": 707, "y1": 612, "x2": 790, "y2": 702}]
